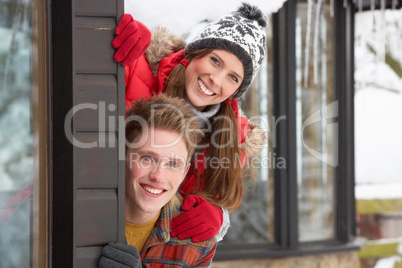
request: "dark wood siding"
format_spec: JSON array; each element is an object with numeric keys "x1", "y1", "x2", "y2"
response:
[{"x1": 52, "y1": 1, "x2": 125, "y2": 267}]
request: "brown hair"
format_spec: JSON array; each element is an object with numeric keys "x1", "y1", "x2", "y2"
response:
[
  {"x1": 125, "y1": 94, "x2": 204, "y2": 162},
  {"x1": 165, "y1": 49, "x2": 244, "y2": 212}
]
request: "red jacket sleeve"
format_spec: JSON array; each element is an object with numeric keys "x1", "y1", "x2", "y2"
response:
[{"x1": 125, "y1": 54, "x2": 158, "y2": 110}]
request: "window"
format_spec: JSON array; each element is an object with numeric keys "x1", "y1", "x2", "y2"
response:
[
  {"x1": 215, "y1": 0, "x2": 357, "y2": 259},
  {"x1": 354, "y1": 7, "x2": 402, "y2": 189},
  {"x1": 295, "y1": 0, "x2": 337, "y2": 242},
  {"x1": 354, "y1": 2, "x2": 402, "y2": 243},
  {"x1": 0, "y1": 1, "x2": 48, "y2": 267},
  {"x1": 0, "y1": 1, "x2": 34, "y2": 266},
  {"x1": 221, "y1": 14, "x2": 276, "y2": 245}
]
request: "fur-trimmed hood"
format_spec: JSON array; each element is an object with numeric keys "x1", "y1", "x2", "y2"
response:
[
  {"x1": 145, "y1": 27, "x2": 186, "y2": 76},
  {"x1": 144, "y1": 27, "x2": 266, "y2": 157}
]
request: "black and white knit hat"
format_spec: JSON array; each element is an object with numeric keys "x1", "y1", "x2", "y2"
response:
[{"x1": 185, "y1": 2, "x2": 267, "y2": 99}]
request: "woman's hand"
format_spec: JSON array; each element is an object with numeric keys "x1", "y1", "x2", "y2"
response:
[
  {"x1": 113, "y1": 14, "x2": 151, "y2": 66},
  {"x1": 170, "y1": 195, "x2": 223, "y2": 242}
]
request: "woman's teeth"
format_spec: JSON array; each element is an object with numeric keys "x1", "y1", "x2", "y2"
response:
[
  {"x1": 143, "y1": 186, "x2": 163, "y2": 194},
  {"x1": 198, "y1": 79, "x2": 214, "y2": 96}
]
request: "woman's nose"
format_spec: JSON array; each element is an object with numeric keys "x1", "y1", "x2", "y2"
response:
[{"x1": 210, "y1": 71, "x2": 224, "y2": 87}]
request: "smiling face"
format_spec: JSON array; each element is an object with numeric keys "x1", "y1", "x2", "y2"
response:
[
  {"x1": 184, "y1": 49, "x2": 244, "y2": 111},
  {"x1": 125, "y1": 128, "x2": 190, "y2": 224}
]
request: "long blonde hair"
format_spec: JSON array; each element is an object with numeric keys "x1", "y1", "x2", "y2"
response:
[{"x1": 165, "y1": 49, "x2": 244, "y2": 212}]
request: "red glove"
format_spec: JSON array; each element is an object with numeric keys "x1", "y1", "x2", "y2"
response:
[
  {"x1": 113, "y1": 14, "x2": 151, "y2": 66},
  {"x1": 170, "y1": 195, "x2": 223, "y2": 242}
]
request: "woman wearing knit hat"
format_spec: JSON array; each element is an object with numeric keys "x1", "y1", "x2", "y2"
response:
[{"x1": 114, "y1": 2, "x2": 267, "y2": 243}]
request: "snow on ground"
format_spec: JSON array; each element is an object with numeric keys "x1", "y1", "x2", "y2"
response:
[
  {"x1": 374, "y1": 256, "x2": 401, "y2": 268},
  {"x1": 354, "y1": 88, "x2": 402, "y2": 185},
  {"x1": 355, "y1": 182, "x2": 402, "y2": 200}
]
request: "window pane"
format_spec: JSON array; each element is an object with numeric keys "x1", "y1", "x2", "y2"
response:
[
  {"x1": 355, "y1": 9, "x2": 402, "y2": 187},
  {"x1": 0, "y1": 0, "x2": 33, "y2": 266},
  {"x1": 296, "y1": 0, "x2": 336, "y2": 242},
  {"x1": 220, "y1": 17, "x2": 275, "y2": 245},
  {"x1": 354, "y1": 9, "x2": 402, "y2": 240}
]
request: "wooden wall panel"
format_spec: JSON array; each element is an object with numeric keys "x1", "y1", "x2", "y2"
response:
[
  {"x1": 76, "y1": 247, "x2": 104, "y2": 268},
  {"x1": 74, "y1": 17, "x2": 116, "y2": 74},
  {"x1": 52, "y1": 0, "x2": 124, "y2": 267},
  {"x1": 75, "y1": 189, "x2": 118, "y2": 246},
  {"x1": 74, "y1": 132, "x2": 118, "y2": 188},
  {"x1": 75, "y1": 0, "x2": 117, "y2": 17},
  {"x1": 74, "y1": 74, "x2": 117, "y2": 131}
]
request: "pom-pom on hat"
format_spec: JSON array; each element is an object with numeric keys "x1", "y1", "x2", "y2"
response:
[{"x1": 185, "y1": 2, "x2": 267, "y2": 99}]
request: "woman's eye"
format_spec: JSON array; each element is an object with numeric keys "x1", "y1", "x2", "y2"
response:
[
  {"x1": 210, "y1": 57, "x2": 220, "y2": 66},
  {"x1": 230, "y1": 75, "x2": 239, "y2": 83}
]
